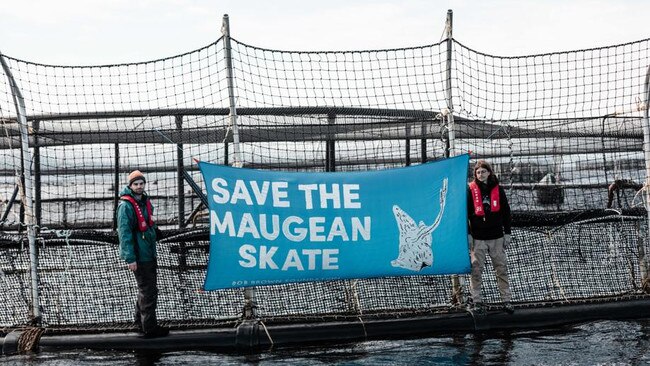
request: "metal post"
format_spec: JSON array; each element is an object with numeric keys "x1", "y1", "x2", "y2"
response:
[
  {"x1": 175, "y1": 115, "x2": 185, "y2": 228},
  {"x1": 0, "y1": 53, "x2": 41, "y2": 322},
  {"x1": 326, "y1": 113, "x2": 336, "y2": 172},
  {"x1": 445, "y1": 10, "x2": 455, "y2": 158},
  {"x1": 224, "y1": 142, "x2": 229, "y2": 166},
  {"x1": 19, "y1": 144, "x2": 25, "y2": 233},
  {"x1": 32, "y1": 120, "x2": 41, "y2": 228},
  {"x1": 405, "y1": 124, "x2": 411, "y2": 166},
  {"x1": 222, "y1": 14, "x2": 256, "y2": 318},
  {"x1": 173, "y1": 115, "x2": 189, "y2": 316},
  {"x1": 421, "y1": 120, "x2": 428, "y2": 163},
  {"x1": 222, "y1": 14, "x2": 243, "y2": 168},
  {"x1": 113, "y1": 143, "x2": 120, "y2": 230},
  {"x1": 444, "y1": 10, "x2": 463, "y2": 306},
  {"x1": 638, "y1": 221, "x2": 649, "y2": 292},
  {"x1": 641, "y1": 65, "x2": 650, "y2": 291}
]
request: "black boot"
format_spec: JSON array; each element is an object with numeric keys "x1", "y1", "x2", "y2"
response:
[{"x1": 142, "y1": 325, "x2": 169, "y2": 339}]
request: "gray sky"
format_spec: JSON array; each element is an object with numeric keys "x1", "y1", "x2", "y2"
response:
[{"x1": 1, "y1": 0, "x2": 648, "y2": 65}]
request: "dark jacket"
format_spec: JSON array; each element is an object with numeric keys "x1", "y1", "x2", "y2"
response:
[
  {"x1": 467, "y1": 178, "x2": 511, "y2": 240},
  {"x1": 117, "y1": 186, "x2": 158, "y2": 263}
]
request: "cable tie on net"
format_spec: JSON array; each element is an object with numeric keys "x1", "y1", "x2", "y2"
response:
[
  {"x1": 635, "y1": 97, "x2": 648, "y2": 112},
  {"x1": 222, "y1": 125, "x2": 233, "y2": 144},
  {"x1": 131, "y1": 114, "x2": 153, "y2": 131},
  {"x1": 358, "y1": 316, "x2": 367, "y2": 339},
  {"x1": 632, "y1": 183, "x2": 650, "y2": 210},
  {"x1": 604, "y1": 207, "x2": 623, "y2": 216},
  {"x1": 486, "y1": 123, "x2": 509, "y2": 140},
  {"x1": 55, "y1": 229, "x2": 73, "y2": 283},
  {"x1": 54, "y1": 229, "x2": 72, "y2": 239},
  {"x1": 259, "y1": 321, "x2": 274, "y2": 345},
  {"x1": 438, "y1": 24, "x2": 447, "y2": 43}
]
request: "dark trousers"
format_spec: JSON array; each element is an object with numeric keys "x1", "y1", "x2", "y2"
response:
[{"x1": 133, "y1": 260, "x2": 158, "y2": 333}]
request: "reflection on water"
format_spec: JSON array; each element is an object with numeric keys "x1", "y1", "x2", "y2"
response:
[{"x1": 4, "y1": 319, "x2": 650, "y2": 365}]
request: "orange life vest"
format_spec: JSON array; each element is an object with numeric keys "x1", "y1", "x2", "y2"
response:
[
  {"x1": 469, "y1": 181, "x2": 500, "y2": 216},
  {"x1": 120, "y1": 195, "x2": 154, "y2": 232}
]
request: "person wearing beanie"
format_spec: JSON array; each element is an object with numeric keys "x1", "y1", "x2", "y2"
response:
[
  {"x1": 466, "y1": 160, "x2": 514, "y2": 315},
  {"x1": 116, "y1": 170, "x2": 169, "y2": 338},
  {"x1": 128, "y1": 170, "x2": 146, "y2": 186}
]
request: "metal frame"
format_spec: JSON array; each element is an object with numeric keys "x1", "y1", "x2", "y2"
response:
[{"x1": 0, "y1": 53, "x2": 41, "y2": 322}]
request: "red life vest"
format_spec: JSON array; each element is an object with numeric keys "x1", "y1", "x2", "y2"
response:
[
  {"x1": 469, "y1": 181, "x2": 500, "y2": 216},
  {"x1": 120, "y1": 195, "x2": 154, "y2": 232}
]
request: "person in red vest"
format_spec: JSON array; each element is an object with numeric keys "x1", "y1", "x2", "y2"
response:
[
  {"x1": 117, "y1": 170, "x2": 169, "y2": 338},
  {"x1": 467, "y1": 160, "x2": 514, "y2": 315}
]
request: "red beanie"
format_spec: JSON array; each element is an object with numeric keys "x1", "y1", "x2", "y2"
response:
[{"x1": 128, "y1": 170, "x2": 146, "y2": 185}]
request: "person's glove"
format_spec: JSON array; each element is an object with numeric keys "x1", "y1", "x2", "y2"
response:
[{"x1": 504, "y1": 234, "x2": 512, "y2": 250}]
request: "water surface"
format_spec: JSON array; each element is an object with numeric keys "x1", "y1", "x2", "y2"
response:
[{"x1": 4, "y1": 319, "x2": 650, "y2": 365}]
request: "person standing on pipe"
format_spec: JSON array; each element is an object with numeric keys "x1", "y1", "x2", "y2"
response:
[
  {"x1": 467, "y1": 160, "x2": 514, "y2": 315},
  {"x1": 117, "y1": 170, "x2": 169, "y2": 338}
]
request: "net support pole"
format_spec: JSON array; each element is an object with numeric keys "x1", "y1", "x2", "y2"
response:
[
  {"x1": 421, "y1": 120, "x2": 428, "y2": 163},
  {"x1": 641, "y1": 64, "x2": 650, "y2": 291},
  {"x1": 0, "y1": 53, "x2": 42, "y2": 323},
  {"x1": 444, "y1": 9, "x2": 455, "y2": 157},
  {"x1": 444, "y1": 10, "x2": 463, "y2": 306},
  {"x1": 326, "y1": 112, "x2": 336, "y2": 172},
  {"x1": 222, "y1": 14, "x2": 257, "y2": 319},
  {"x1": 222, "y1": 14, "x2": 243, "y2": 168},
  {"x1": 19, "y1": 144, "x2": 25, "y2": 232},
  {"x1": 112, "y1": 143, "x2": 120, "y2": 230},
  {"x1": 405, "y1": 124, "x2": 412, "y2": 166},
  {"x1": 32, "y1": 120, "x2": 41, "y2": 228},
  {"x1": 175, "y1": 115, "x2": 186, "y2": 228}
]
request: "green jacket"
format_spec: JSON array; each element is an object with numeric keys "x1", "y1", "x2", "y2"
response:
[{"x1": 117, "y1": 186, "x2": 158, "y2": 263}]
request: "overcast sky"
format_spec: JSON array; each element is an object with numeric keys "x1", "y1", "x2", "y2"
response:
[{"x1": 0, "y1": 0, "x2": 648, "y2": 65}]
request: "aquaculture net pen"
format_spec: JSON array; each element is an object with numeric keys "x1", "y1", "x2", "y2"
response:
[{"x1": 0, "y1": 33, "x2": 649, "y2": 332}]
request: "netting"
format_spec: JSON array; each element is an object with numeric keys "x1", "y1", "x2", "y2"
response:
[
  {"x1": 453, "y1": 40, "x2": 650, "y2": 212},
  {"x1": 1, "y1": 34, "x2": 650, "y2": 332}
]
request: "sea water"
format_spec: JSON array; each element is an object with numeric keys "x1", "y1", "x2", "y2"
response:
[{"x1": 3, "y1": 319, "x2": 650, "y2": 365}]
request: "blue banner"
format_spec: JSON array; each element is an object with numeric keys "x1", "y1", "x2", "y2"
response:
[{"x1": 199, "y1": 154, "x2": 470, "y2": 290}]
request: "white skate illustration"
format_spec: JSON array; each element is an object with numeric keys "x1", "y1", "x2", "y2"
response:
[{"x1": 390, "y1": 178, "x2": 448, "y2": 271}]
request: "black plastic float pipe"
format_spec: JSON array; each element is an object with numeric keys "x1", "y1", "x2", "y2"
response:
[{"x1": 2, "y1": 298, "x2": 647, "y2": 353}]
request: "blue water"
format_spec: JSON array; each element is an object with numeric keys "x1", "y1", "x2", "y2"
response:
[{"x1": 4, "y1": 319, "x2": 650, "y2": 365}]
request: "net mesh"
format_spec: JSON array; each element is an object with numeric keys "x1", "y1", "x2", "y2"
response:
[{"x1": 0, "y1": 35, "x2": 650, "y2": 331}]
